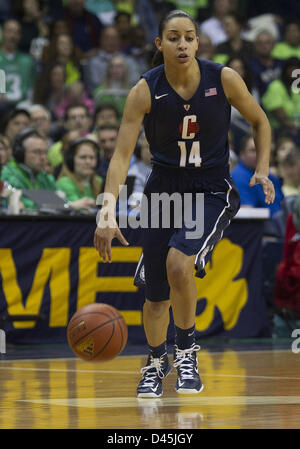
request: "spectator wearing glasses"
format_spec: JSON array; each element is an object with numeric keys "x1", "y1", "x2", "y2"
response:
[{"x1": 0, "y1": 128, "x2": 57, "y2": 210}]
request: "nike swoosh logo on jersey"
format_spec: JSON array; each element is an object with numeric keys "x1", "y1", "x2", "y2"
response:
[{"x1": 155, "y1": 94, "x2": 169, "y2": 100}]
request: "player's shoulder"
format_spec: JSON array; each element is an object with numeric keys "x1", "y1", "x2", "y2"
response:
[
  {"x1": 141, "y1": 64, "x2": 165, "y2": 82},
  {"x1": 198, "y1": 57, "x2": 224, "y2": 74}
]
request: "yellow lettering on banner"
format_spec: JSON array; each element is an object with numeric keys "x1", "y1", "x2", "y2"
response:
[
  {"x1": 77, "y1": 247, "x2": 142, "y2": 310},
  {"x1": 119, "y1": 310, "x2": 142, "y2": 326},
  {"x1": 195, "y1": 239, "x2": 248, "y2": 331},
  {"x1": 0, "y1": 248, "x2": 70, "y2": 328}
]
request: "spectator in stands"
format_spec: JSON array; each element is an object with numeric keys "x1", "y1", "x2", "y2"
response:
[
  {"x1": 58, "y1": 0, "x2": 103, "y2": 59},
  {"x1": 29, "y1": 104, "x2": 53, "y2": 146},
  {"x1": 247, "y1": 31, "x2": 282, "y2": 102},
  {"x1": 47, "y1": 104, "x2": 92, "y2": 168},
  {"x1": 270, "y1": 134, "x2": 296, "y2": 177},
  {"x1": 226, "y1": 56, "x2": 258, "y2": 152},
  {"x1": 56, "y1": 136, "x2": 103, "y2": 210},
  {"x1": 83, "y1": 25, "x2": 140, "y2": 96},
  {"x1": 0, "y1": 135, "x2": 10, "y2": 173},
  {"x1": 32, "y1": 62, "x2": 67, "y2": 117},
  {"x1": 280, "y1": 147, "x2": 300, "y2": 197},
  {"x1": 127, "y1": 132, "x2": 152, "y2": 195},
  {"x1": 262, "y1": 57, "x2": 300, "y2": 135},
  {"x1": 55, "y1": 81, "x2": 95, "y2": 120},
  {"x1": 114, "y1": 11, "x2": 132, "y2": 52},
  {"x1": 200, "y1": 0, "x2": 234, "y2": 46},
  {"x1": 0, "y1": 128, "x2": 57, "y2": 210},
  {"x1": 41, "y1": 33, "x2": 83, "y2": 85},
  {"x1": 93, "y1": 55, "x2": 131, "y2": 116},
  {"x1": 215, "y1": 12, "x2": 253, "y2": 65},
  {"x1": 126, "y1": 25, "x2": 153, "y2": 74},
  {"x1": 0, "y1": 19, "x2": 36, "y2": 109},
  {"x1": 231, "y1": 135, "x2": 284, "y2": 216},
  {"x1": 2, "y1": 108, "x2": 31, "y2": 149},
  {"x1": 272, "y1": 20, "x2": 300, "y2": 60},
  {"x1": 197, "y1": 34, "x2": 215, "y2": 60},
  {"x1": 13, "y1": 0, "x2": 49, "y2": 54},
  {"x1": 96, "y1": 124, "x2": 119, "y2": 179},
  {"x1": 93, "y1": 103, "x2": 120, "y2": 128}
]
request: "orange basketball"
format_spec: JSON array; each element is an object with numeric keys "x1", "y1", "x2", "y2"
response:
[{"x1": 67, "y1": 303, "x2": 128, "y2": 362}]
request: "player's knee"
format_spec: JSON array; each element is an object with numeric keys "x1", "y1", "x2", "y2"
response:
[
  {"x1": 144, "y1": 299, "x2": 170, "y2": 319},
  {"x1": 166, "y1": 260, "x2": 191, "y2": 289}
]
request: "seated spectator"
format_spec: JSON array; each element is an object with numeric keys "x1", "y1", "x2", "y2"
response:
[
  {"x1": 0, "y1": 128, "x2": 57, "y2": 210},
  {"x1": 55, "y1": 81, "x2": 95, "y2": 120},
  {"x1": 114, "y1": 11, "x2": 132, "y2": 52},
  {"x1": 13, "y1": 0, "x2": 49, "y2": 54},
  {"x1": 2, "y1": 108, "x2": 31, "y2": 149},
  {"x1": 197, "y1": 34, "x2": 215, "y2": 61},
  {"x1": 280, "y1": 147, "x2": 300, "y2": 197},
  {"x1": 93, "y1": 103, "x2": 120, "y2": 128},
  {"x1": 247, "y1": 31, "x2": 282, "y2": 103},
  {"x1": 47, "y1": 104, "x2": 92, "y2": 168},
  {"x1": 270, "y1": 134, "x2": 297, "y2": 177},
  {"x1": 215, "y1": 12, "x2": 253, "y2": 65},
  {"x1": 41, "y1": 33, "x2": 83, "y2": 85},
  {"x1": 127, "y1": 132, "x2": 152, "y2": 195},
  {"x1": 96, "y1": 124, "x2": 119, "y2": 179},
  {"x1": 57, "y1": 0, "x2": 103, "y2": 59},
  {"x1": 56, "y1": 136, "x2": 103, "y2": 210},
  {"x1": 126, "y1": 25, "x2": 153, "y2": 74},
  {"x1": 0, "y1": 19, "x2": 36, "y2": 110},
  {"x1": 200, "y1": 0, "x2": 234, "y2": 46},
  {"x1": 272, "y1": 20, "x2": 300, "y2": 60},
  {"x1": 0, "y1": 135, "x2": 10, "y2": 173},
  {"x1": 93, "y1": 55, "x2": 131, "y2": 116},
  {"x1": 226, "y1": 57, "x2": 258, "y2": 152},
  {"x1": 32, "y1": 62, "x2": 67, "y2": 117},
  {"x1": 52, "y1": 129, "x2": 81, "y2": 178},
  {"x1": 83, "y1": 25, "x2": 140, "y2": 96},
  {"x1": 231, "y1": 135, "x2": 284, "y2": 216},
  {"x1": 29, "y1": 104, "x2": 54, "y2": 146},
  {"x1": 262, "y1": 57, "x2": 300, "y2": 135}
]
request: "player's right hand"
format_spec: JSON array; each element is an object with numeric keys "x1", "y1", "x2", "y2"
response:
[{"x1": 94, "y1": 213, "x2": 129, "y2": 263}]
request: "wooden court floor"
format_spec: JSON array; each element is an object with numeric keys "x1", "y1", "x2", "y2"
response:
[{"x1": 0, "y1": 348, "x2": 300, "y2": 429}]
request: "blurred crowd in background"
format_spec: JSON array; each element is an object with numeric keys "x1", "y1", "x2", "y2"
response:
[{"x1": 0, "y1": 0, "x2": 299, "y2": 241}]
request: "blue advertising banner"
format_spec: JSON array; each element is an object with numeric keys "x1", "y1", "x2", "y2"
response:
[{"x1": 0, "y1": 216, "x2": 270, "y2": 344}]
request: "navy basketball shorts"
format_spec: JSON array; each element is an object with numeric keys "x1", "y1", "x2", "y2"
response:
[{"x1": 134, "y1": 164, "x2": 240, "y2": 302}]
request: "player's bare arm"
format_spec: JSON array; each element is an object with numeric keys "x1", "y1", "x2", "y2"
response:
[
  {"x1": 94, "y1": 78, "x2": 151, "y2": 262},
  {"x1": 221, "y1": 67, "x2": 275, "y2": 205}
]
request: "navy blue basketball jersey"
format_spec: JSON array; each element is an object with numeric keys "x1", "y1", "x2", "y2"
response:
[{"x1": 141, "y1": 58, "x2": 231, "y2": 170}]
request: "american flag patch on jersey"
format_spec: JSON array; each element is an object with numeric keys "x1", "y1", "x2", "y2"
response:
[{"x1": 205, "y1": 87, "x2": 217, "y2": 97}]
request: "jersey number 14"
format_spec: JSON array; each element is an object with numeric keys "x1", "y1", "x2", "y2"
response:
[{"x1": 178, "y1": 115, "x2": 201, "y2": 167}]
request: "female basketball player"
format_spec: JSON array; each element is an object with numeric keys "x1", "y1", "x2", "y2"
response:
[{"x1": 94, "y1": 10, "x2": 275, "y2": 398}]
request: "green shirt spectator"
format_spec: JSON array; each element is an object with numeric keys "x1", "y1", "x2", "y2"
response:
[
  {"x1": 272, "y1": 42, "x2": 300, "y2": 60},
  {"x1": 262, "y1": 80, "x2": 300, "y2": 128},
  {"x1": 56, "y1": 175, "x2": 102, "y2": 202},
  {"x1": 272, "y1": 20, "x2": 300, "y2": 60},
  {"x1": 56, "y1": 136, "x2": 103, "y2": 211},
  {"x1": 1, "y1": 158, "x2": 57, "y2": 209},
  {"x1": 0, "y1": 19, "x2": 35, "y2": 104}
]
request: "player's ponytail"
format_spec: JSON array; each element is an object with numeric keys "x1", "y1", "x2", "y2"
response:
[{"x1": 151, "y1": 50, "x2": 164, "y2": 68}]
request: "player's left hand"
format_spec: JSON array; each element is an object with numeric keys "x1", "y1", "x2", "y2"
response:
[{"x1": 249, "y1": 173, "x2": 275, "y2": 205}]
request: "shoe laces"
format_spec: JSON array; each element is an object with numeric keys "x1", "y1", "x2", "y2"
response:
[
  {"x1": 173, "y1": 345, "x2": 201, "y2": 379},
  {"x1": 140, "y1": 353, "x2": 167, "y2": 387}
]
